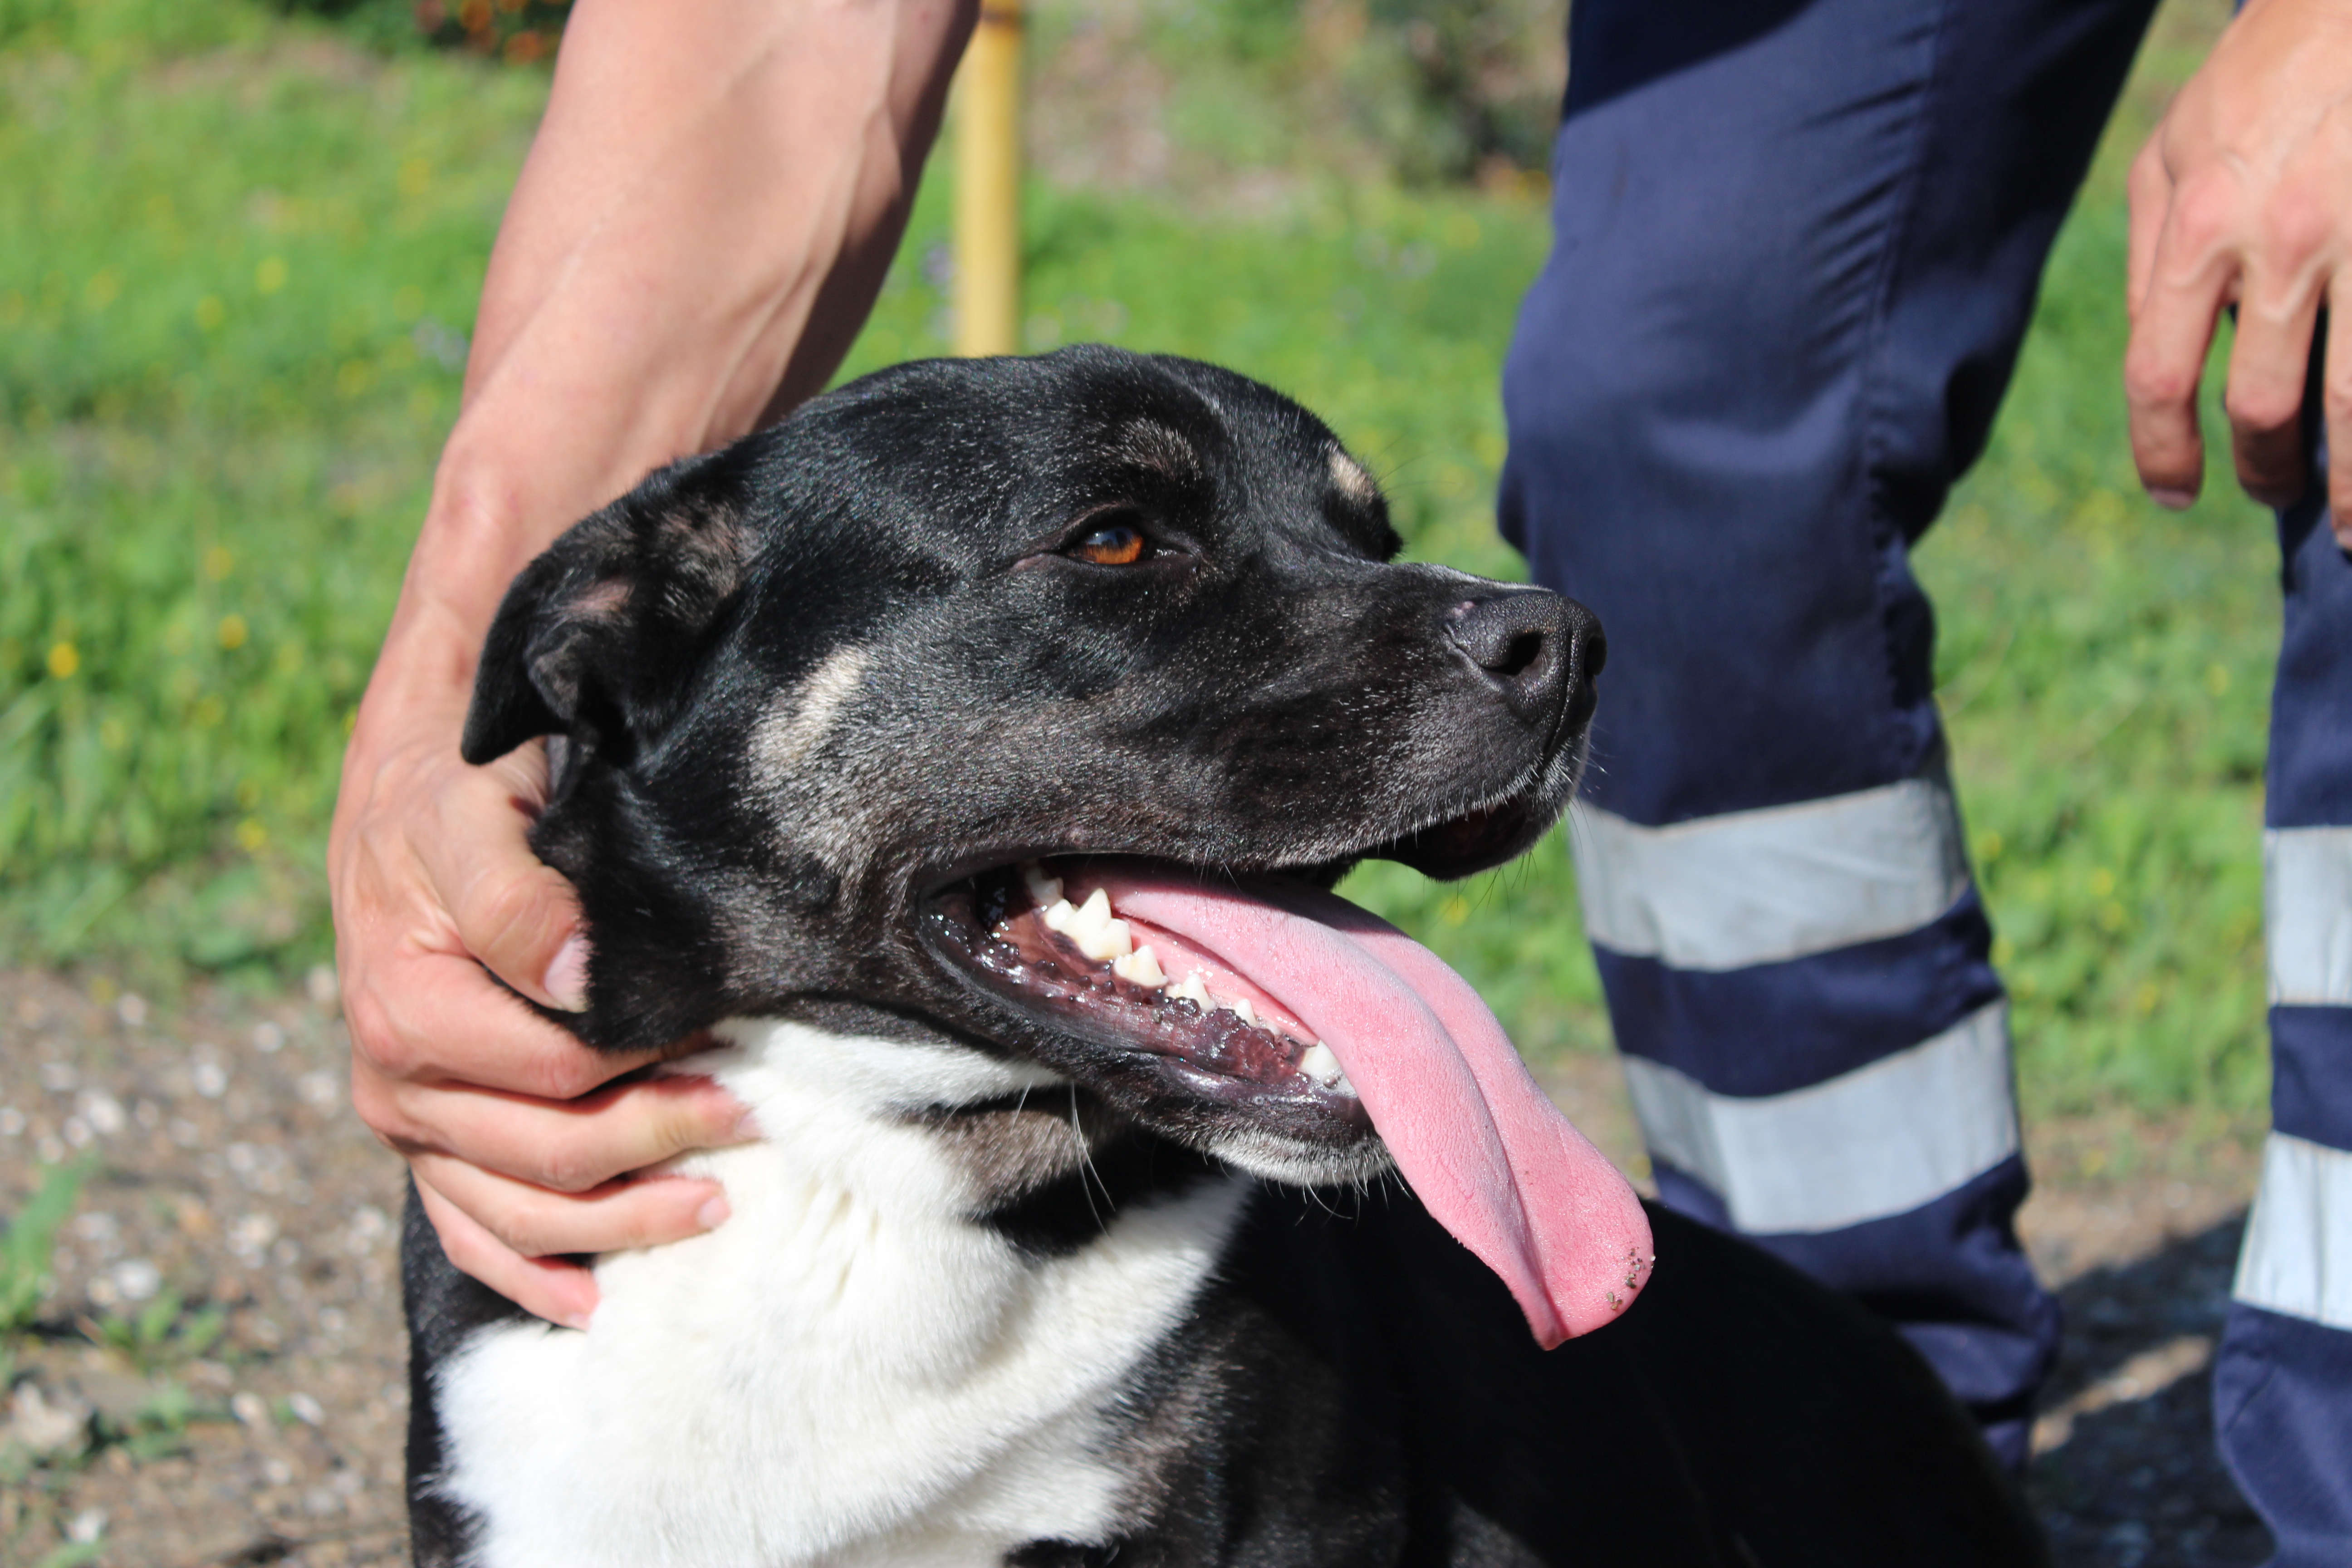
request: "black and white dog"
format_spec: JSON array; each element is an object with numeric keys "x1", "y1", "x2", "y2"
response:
[{"x1": 406, "y1": 347, "x2": 2046, "y2": 1567}]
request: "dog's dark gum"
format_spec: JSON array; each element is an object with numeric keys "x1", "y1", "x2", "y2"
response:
[{"x1": 931, "y1": 877, "x2": 1342, "y2": 1101}]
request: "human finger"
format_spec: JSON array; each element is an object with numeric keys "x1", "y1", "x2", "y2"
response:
[
  {"x1": 413, "y1": 1171, "x2": 603, "y2": 1329},
  {"x1": 382, "y1": 1071, "x2": 754, "y2": 1194},
  {"x1": 2125, "y1": 181, "x2": 2236, "y2": 508},
  {"x1": 411, "y1": 1153, "x2": 730, "y2": 1265},
  {"x1": 344, "y1": 937, "x2": 668, "y2": 1100},
  {"x1": 425, "y1": 741, "x2": 593, "y2": 1012},
  {"x1": 2127, "y1": 132, "x2": 2172, "y2": 320},
  {"x1": 2225, "y1": 259, "x2": 2321, "y2": 509}
]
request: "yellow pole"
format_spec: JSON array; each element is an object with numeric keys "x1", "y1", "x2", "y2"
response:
[{"x1": 954, "y1": 0, "x2": 1022, "y2": 357}]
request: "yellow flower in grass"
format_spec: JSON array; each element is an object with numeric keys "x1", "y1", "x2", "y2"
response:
[
  {"x1": 46, "y1": 642, "x2": 78, "y2": 679},
  {"x1": 218, "y1": 614, "x2": 248, "y2": 651}
]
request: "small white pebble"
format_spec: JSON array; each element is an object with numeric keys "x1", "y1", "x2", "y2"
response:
[
  {"x1": 116, "y1": 994, "x2": 147, "y2": 1029},
  {"x1": 229, "y1": 1213, "x2": 279, "y2": 1265},
  {"x1": 253, "y1": 1022, "x2": 285, "y2": 1054},
  {"x1": 108, "y1": 1259, "x2": 162, "y2": 1303},
  {"x1": 297, "y1": 1070, "x2": 339, "y2": 1107},
  {"x1": 66, "y1": 1508, "x2": 106, "y2": 1544},
  {"x1": 288, "y1": 1392, "x2": 325, "y2": 1426},
  {"x1": 191, "y1": 1062, "x2": 228, "y2": 1098},
  {"x1": 168, "y1": 1118, "x2": 201, "y2": 1148},
  {"x1": 39, "y1": 1062, "x2": 76, "y2": 1092},
  {"x1": 62, "y1": 1117, "x2": 91, "y2": 1148},
  {"x1": 262, "y1": 1456, "x2": 295, "y2": 1487},
  {"x1": 76, "y1": 1090, "x2": 124, "y2": 1136},
  {"x1": 305, "y1": 964, "x2": 339, "y2": 1005},
  {"x1": 231, "y1": 1391, "x2": 269, "y2": 1427}
]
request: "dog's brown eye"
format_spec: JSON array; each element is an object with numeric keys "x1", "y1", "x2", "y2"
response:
[{"x1": 1070, "y1": 522, "x2": 1147, "y2": 566}]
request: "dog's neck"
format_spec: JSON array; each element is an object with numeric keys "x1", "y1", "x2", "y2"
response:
[{"x1": 430, "y1": 1020, "x2": 1252, "y2": 1568}]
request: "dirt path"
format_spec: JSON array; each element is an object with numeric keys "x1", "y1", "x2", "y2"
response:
[{"x1": 0, "y1": 970, "x2": 2277, "y2": 1566}]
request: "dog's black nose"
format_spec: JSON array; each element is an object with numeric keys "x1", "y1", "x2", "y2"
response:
[{"x1": 1445, "y1": 591, "x2": 1604, "y2": 720}]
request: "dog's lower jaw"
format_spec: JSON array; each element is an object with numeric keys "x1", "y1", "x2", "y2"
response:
[{"x1": 426, "y1": 1019, "x2": 1253, "y2": 1568}]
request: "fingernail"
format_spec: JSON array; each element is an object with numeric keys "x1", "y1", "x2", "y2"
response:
[
  {"x1": 544, "y1": 934, "x2": 590, "y2": 1012},
  {"x1": 696, "y1": 1194, "x2": 732, "y2": 1231},
  {"x1": 561, "y1": 1310, "x2": 593, "y2": 1332},
  {"x1": 731, "y1": 1107, "x2": 764, "y2": 1143},
  {"x1": 2148, "y1": 485, "x2": 2196, "y2": 511}
]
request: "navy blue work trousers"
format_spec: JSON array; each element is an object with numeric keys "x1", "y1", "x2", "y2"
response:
[{"x1": 1499, "y1": 0, "x2": 2352, "y2": 1556}]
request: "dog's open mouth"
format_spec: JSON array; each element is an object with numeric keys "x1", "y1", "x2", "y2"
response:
[
  {"x1": 923, "y1": 848, "x2": 1656, "y2": 1347},
  {"x1": 932, "y1": 859, "x2": 1363, "y2": 1112}
]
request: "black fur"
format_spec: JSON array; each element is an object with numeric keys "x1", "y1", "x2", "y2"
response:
[{"x1": 407, "y1": 347, "x2": 2048, "y2": 1566}]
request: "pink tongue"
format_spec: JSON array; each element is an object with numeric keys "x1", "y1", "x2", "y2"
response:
[{"x1": 1082, "y1": 865, "x2": 1653, "y2": 1346}]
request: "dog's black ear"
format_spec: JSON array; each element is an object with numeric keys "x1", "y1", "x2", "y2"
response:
[{"x1": 461, "y1": 461, "x2": 754, "y2": 768}]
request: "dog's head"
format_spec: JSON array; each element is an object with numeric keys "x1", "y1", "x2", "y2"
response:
[{"x1": 465, "y1": 346, "x2": 1602, "y2": 1193}]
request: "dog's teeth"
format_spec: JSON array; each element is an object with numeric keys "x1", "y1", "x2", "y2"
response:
[
  {"x1": 1231, "y1": 997, "x2": 1257, "y2": 1027},
  {"x1": 1021, "y1": 862, "x2": 1064, "y2": 907},
  {"x1": 1170, "y1": 974, "x2": 1212, "y2": 1009},
  {"x1": 1113, "y1": 945, "x2": 1166, "y2": 988},
  {"x1": 1063, "y1": 890, "x2": 1135, "y2": 962},
  {"x1": 1042, "y1": 897, "x2": 1077, "y2": 934},
  {"x1": 1068, "y1": 888, "x2": 1111, "y2": 938},
  {"x1": 1299, "y1": 1042, "x2": 1343, "y2": 1085}
]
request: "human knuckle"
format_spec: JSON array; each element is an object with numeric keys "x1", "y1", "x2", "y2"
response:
[
  {"x1": 2168, "y1": 178, "x2": 2240, "y2": 253},
  {"x1": 528, "y1": 1050, "x2": 607, "y2": 1101},
  {"x1": 348, "y1": 1073, "x2": 404, "y2": 1133},
  {"x1": 2259, "y1": 190, "x2": 2330, "y2": 263},
  {"x1": 2225, "y1": 382, "x2": 2300, "y2": 432},
  {"x1": 2123, "y1": 351, "x2": 2195, "y2": 410},
  {"x1": 535, "y1": 1142, "x2": 607, "y2": 1196},
  {"x1": 344, "y1": 997, "x2": 424, "y2": 1080}
]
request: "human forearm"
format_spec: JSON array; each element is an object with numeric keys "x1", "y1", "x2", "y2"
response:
[
  {"x1": 332, "y1": 0, "x2": 973, "y2": 1324},
  {"x1": 405, "y1": 0, "x2": 973, "y2": 658}
]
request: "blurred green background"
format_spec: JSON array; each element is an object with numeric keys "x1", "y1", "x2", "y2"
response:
[{"x1": 0, "y1": 0, "x2": 2270, "y2": 1116}]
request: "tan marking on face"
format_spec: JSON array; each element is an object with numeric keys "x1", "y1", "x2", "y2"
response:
[
  {"x1": 751, "y1": 646, "x2": 869, "y2": 782},
  {"x1": 569, "y1": 579, "x2": 634, "y2": 622},
  {"x1": 1328, "y1": 447, "x2": 1378, "y2": 503}
]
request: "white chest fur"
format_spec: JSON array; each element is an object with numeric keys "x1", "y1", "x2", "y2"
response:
[{"x1": 431, "y1": 1020, "x2": 1252, "y2": 1568}]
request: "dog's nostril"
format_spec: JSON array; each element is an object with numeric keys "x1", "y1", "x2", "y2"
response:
[
  {"x1": 1499, "y1": 630, "x2": 1548, "y2": 680},
  {"x1": 1573, "y1": 615, "x2": 1605, "y2": 681}
]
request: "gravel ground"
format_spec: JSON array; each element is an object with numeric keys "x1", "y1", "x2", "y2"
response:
[{"x1": 0, "y1": 967, "x2": 2279, "y2": 1567}]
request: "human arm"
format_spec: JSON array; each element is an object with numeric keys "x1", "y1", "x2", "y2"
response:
[
  {"x1": 328, "y1": 0, "x2": 975, "y2": 1327},
  {"x1": 2126, "y1": 0, "x2": 2352, "y2": 541}
]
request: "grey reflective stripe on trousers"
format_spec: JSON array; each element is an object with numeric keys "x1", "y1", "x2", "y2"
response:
[
  {"x1": 1621, "y1": 1003, "x2": 2019, "y2": 1234},
  {"x1": 2267, "y1": 827, "x2": 2352, "y2": 1006},
  {"x1": 2234, "y1": 1133, "x2": 2352, "y2": 1332},
  {"x1": 1571, "y1": 775, "x2": 1970, "y2": 971}
]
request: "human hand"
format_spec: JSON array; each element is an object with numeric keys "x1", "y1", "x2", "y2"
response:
[
  {"x1": 330, "y1": 664, "x2": 750, "y2": 1328},
  {"x1": 2125, "y1": 0, "x2": 2352, "y2": 541}
]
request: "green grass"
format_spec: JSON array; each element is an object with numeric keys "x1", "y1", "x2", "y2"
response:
[{"x1": 1, "y1": 0, "x2": 2275, "y2": 1114}]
